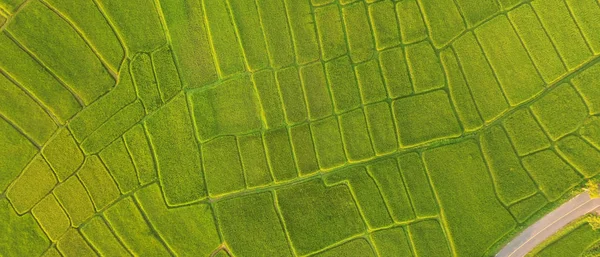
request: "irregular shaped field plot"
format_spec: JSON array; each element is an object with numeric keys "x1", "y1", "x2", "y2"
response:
[{"x1": 1, "y1": 0, "x2": 600, "y2": 256}]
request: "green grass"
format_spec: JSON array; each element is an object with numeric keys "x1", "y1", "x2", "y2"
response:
[
  {"x1": 475, "y1": 15, "x2": 544, "y2": 105},
  {"x1": 530, "y1": 83, "x2": 588, "y2": 140},
  {"x1": 522, "y1": 150, "x2": 582, "y2": 201},
  {"x1": 135, "y1": 183, "x2": 220, "y2": 256},
  {"x1": 409, "y1": 219, "x2": 453, "y2": 257},
  {"x1": 80, "y1": 216, "x2": 131, "y2": 256},
  {"x1": 531, "y1": 0, "x2": 592, "y2": 70},
  {"x1": 275, "y1": 66, "x2": 308, "y2": 125},
  {"x1": 366, "y1": 158, "x2": 415, "y2": 223},
  {"x1": 508, "y1": 4, "x2": 566, "y2": 83},
  {"x1": 453, "y1": 32, "x2": 509, "y2": 122},
  {"x1": 103, "y1": 197, "x2": 173, "y2": 256},
  {"x1": 339, "y1": 109, "x2": 375, "y2": 161},
  {"x1": 313, "y1": 238, "x2": 376, "y2": 257},
  {"x1": 0, "y1": 33, "x2": 81, "y2": 123},
  {"x1": 276, "y1": 179, "x2": 365, "y2": 255},
  {"x1": 528, "y1": 217, "x2": 600, "y2": 257},
  {"x1": 393, "y1": 90, "x2": 462, "y2": 147},
  {"x1": 263, "y1": 127, "x2": 298, "y2": 182},
  {"x1": 202, "y1": 136, "x2": 245, "y2": 196},
  {"x1": 8, "y1": 0, "x2": 114, "y2": 105},
  {"x1": 355, "y1": 59, "x2": 387, "y2": 104},
  {"x1": 98, "y1": 139, "x2": 139, "y2": 194},
  {"x1": 405, "y1": 41, "x2": 444, "y2": 92},
  {"x1": 364, "y1": 101, "x2": 398, "y2": 155},
  {"x1": 0, "y1": 72, "x2": 56, "y2": 144},
  {"x1": 371, "y1": 226, "x2": 414, "y2": 256},
  {"x1": 216, "y1": 192, "x2": 293, "y2": 257},
  {"x1": 480, "y1": 125, "x2": 538, "y2": 205},
  {"x1": 6, "y1": 156, "x2": 57, "y2": 214},
  {"x1": 237, "y1": 132, "x2": 274, "y2": 186},
  {"x1": 2, "y1": 0, "x2": 600, "y2": 256},
  {"x1": 77, "y1": 156, "x2": 120, "y2": 211},
  {"x1": 508, "y1": 193, "x2": 549, "y2": 223},
  {"x1": 378, "y1": 46, "x2": 412, "y2": 98},
  {"x1": 96, "y1": 0, "x2": 166, "y2": 53},
  {"x1": 440, "y1": 47, "x2": 484, "y2": 132},
  {"x1": 325, "y1": 166, "x2": 394, "y2": 229},
  {"x1": 31, "y1": 195, "x2": 70, "y2": 241},
  {"x1": 423, "y1": 140, "x2": 516, "y2": 256},
  {"x1": 41, "y1": 128, "x2": 83, "y2": 182},
  {"x1": 342, "y1": 2, "x2": 373, "y2": 63},
  {"x1": 53, "y1": 176, "x2": 94, "y2": 226}
]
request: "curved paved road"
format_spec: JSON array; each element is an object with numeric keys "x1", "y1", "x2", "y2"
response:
[{"x1": 497, "y1": 191, "x2": 600, "y2": 257}]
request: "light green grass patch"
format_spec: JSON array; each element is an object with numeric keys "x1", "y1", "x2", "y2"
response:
[
  {"x1": 314, "y1": 5, "x2": 346, "y2": 61},
  {"x1": 99, "y1": 139, "x2": 139, "y2": 194},
  {"x1": 367, "y1": 158, "x2": 415, "y2": 223},
  {"x1": 509, "y1": 193, "x2": 548, "y2": 223},
  {"x1": 522, "y1": 150, "x2": 582, "y2": 201},
  {"x1": 453, "y1": 32, "x2": 508, "y2": 122},
  {"x1": 42, "y1": 128, "x2": 83, "y2": 182},
  {"x1": 371, "y1": 227, "x2": 413, "y2": 256},
  {"x1": 237, "y1": 132, "x2": 273, "y2": 187},
  {"x1": 276, "y1": 66, "x2": 308, "y2": 125},
  {"x1": 6, "y1": 155, "x2": 57, "y2": 214},
  {"x1": 263, "y1": 127, "x2": 298, "y2": 182},
  {"x1": 96, "y1": 0, "x2": 166, "y2": 53},
  {"x1": 56, "y1": 229, "x2": 97, "y2": 257},
  {"x1": 530, "y1": 83, "x2": 588, "y2": 140},
  {"x1": 405, "y1": 41, "x2": 445, "y2": 93},
  {"x1": 77, "y1": 155, "x2": 120, "y2": 211},
  {"x1": 531, "y1": 0, "x2": 592, "y2": 70},
  {"x1": 325, "y1": 56, "x2": 361, "y2": 113},
  {"x1": 80, "y1": 216, "x2": 131, "y2": 256},
  {"x1": 475, "y1": 15, "x2": 545, "y2": 106},
  {"x1": 364, "y1": 102, "x2": 398, "y2": 155},
  {"x1": 31, "y1": 195, "x2": 70, "y2": 241},
  {"x1": 216, "y1": 192, "x2": 293, "y2": 257},
  {"x1": 325, "y1": 166, "x2": 394, "y2": 229},
  {"x1": 0, "y1": 72, "x2": 57, "y2": 144},
  {"x1": 440, "y1": 47, "x2": 484, "y2": 132},
  {"x1": 312, "y1": 238, "x2": 376, "y2": 257},
  {"x1": 9, "y1": 0, "x2": 114, "y2": 104},
  {"x1": 379, "y1": 47, "x2": 412, "y2": 98},
  {"x1": 423, "y1": 140, "x2": 516, "y2": 256},
  {"x1": 189, "y1": 76, "x2": 262, "y2": 141},
  {"x1": 342, "y1": 2, "x2": 373, "y2": 63},
  {"x1": 0, "y1": 198, "x2": 49, "y2": 256},
  {"x1": 146, "y1": 94, "x2": 206, "y2": 206},
  {"x1": 53, "y1": 176, "x2": 95, "y2": 226},
  {"x1": 393, "y1": 90, "x2": 462, "y2": 147},
  {"x1": 300, "y1": 62, "x2": 334, "y2": 120},
  {"x1": 311, "y1": 116, "x2": 347, "y2": 170},
  {"x1": 136, "y1": 184, "x2": 220, "y2": 256},
  {"x1": 276, "y1": 179, "x2": 365, "y2": 255},
  {"x1": 202, "y1": 136, "x2": 245, "y2": 196},
  {"x1": 339, "y1": 109, "x2": 375, "y2": 161},
  {"x1": 409, "y1": 219, "x2": 453, "y2": 257},
  {"x1": 103, "y1": 197, "x2": 172, "y2": 256},
  {"x1": 480, "y1": 125, "x2": 538, "y2": 205}
]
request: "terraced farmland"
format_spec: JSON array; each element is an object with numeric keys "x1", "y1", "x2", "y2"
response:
[{"x1": 0, "y1": 0, "x2": 599, "y2": 256}]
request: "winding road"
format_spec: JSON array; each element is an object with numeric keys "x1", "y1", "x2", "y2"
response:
[{"x1": 497, "y1": 191, "x2": 600, "y2": 257}]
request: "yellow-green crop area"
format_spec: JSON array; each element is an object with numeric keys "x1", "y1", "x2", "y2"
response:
[
  {"x1": 526, "y1": 216, "x2": 600, "y2": 257},
  {"x1": 0, "y1": 0, "x2": 599, "y2": 256}
]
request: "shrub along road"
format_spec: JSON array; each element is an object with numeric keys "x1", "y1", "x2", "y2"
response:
[{"x1": 497, "y1": 191, "x2": 600, "y2": 257}]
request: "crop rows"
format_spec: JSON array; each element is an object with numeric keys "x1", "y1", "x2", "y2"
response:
[{"x1": 0, "y1": 0, "x2": 599, "y2": 256}]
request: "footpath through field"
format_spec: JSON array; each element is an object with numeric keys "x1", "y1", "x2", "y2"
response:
[{"x1": 497, "y1": 191, "x2": 600, "y2": 257}]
